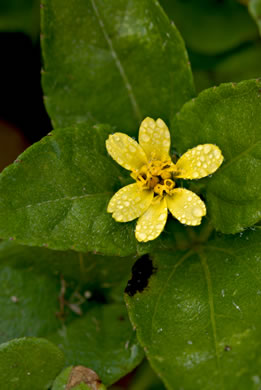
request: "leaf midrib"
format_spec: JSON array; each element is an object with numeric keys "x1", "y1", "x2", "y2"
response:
[
  {"x1": 90, "y1": 0, "x2": 142, "y2": 124},
  {"x1": 10, "y1": 192, "x2": 113, "y2": 212}
]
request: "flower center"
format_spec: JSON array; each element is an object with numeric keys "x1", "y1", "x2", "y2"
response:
[{"x1": 131, "y1": 160, "x2": 176, "y2": 196}]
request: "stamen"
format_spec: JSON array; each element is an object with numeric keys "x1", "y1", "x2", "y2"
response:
[
  {"x1": 164, "y1": 179, "x2": 175, "y2": 190},
  {"x1": 154, "y1": 184, "x2": 164, "y2": 196},
  {"x1": 161, "y1": 171, "x2": 171, "y2": 180}
]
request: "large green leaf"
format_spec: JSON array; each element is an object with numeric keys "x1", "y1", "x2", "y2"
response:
[
  {"x1": 249, "y1": 0, "x2": 261, "y2": 35},
  {"x1": 0, "y1": 123, "x2": 134, "y2": 256},
  {"x1": 172, "y1": 79, "x2": 261, "y2": 234},
  {"x1": 126, "y1": 228, "x2": 261, "y2": 390},
  {"x1": 0, "y1": 122, "x2": 192, "y2": 255},
  {"x1": 160, "y1": 0, "x2": 258, "y2": 54},
  {"x1": 48, "y1": 304, "x2": 144, "y2": 386},
  {"x1": 0, "y1": 337, "x2": 64, "y2": 390},
  {"x1": 41, "y1": 0, "x2": 194, "y2": 133}
]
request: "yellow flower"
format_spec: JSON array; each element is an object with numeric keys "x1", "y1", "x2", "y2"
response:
[{"x1": 106, "y1": 117, "x2": 223, "y2": 242}]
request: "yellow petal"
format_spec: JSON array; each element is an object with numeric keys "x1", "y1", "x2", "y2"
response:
[
  {"x1": 135, "y1": 196, "x2": 168, "y2": 242},
  {"x1": 175, "y1": 144, "x2": 223, "y2": 179},
  {"x1": 138, "y1": 117, "x2": 171, "y2": 161},
  {"x1": 106, "y1": 133, "x2": 147, "y2": 171},
  {"x1": 108, "y1": 183, "x2": 153, "y2": 222},
  {"x1": 166, "y1": 188, "x2": 206, "y2": 226}
]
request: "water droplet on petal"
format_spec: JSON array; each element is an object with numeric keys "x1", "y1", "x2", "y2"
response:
[
  {"x1": 204, "y1": 145, "x2": 211, "y2": 154},
  {"x1": 193, "y1": 207, "x2": 203, "y2": 217},
  {"x1": 138, "y1": 232, "x2": 147, "y2": 241},
  {"x1": 141, "y1": 134, "x2": 150, "y2": 142}
]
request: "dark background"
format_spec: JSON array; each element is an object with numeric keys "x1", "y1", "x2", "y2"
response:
[{"x1": 0, "y1": 32, "x2": 51, "y2": 170}]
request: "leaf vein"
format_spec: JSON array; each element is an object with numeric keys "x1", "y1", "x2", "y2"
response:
[
  {"x1": 199, "y1": 251, "x2": 224, "y2": 390},
  {"x1": 150, "y1": 250, "x2": 194, "y2": 339},
  {"x1": 90, "y1": 0, "x2": 142, "y2": 124},
  {"x1": 14, "y1": 192, "x2": 113, "y2": 211}
]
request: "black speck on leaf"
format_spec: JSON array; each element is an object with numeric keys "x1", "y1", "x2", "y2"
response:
[
  {"x1": 224, "y1": 345, "x2": 232, "y2": 352},
  {"x1": 125, "y1": 255, "x2": 157, "y2": 297}
]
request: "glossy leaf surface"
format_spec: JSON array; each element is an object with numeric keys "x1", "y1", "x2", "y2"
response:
[
  {"x1": 173, "y1": 79, "x2": 261, "y2": 234},
  {"x1": 126, "y1": 228, "x2": 261, "y2": 389},
  {"x1": 41, "y1": 0, "x2": 194, "y2": 134}
]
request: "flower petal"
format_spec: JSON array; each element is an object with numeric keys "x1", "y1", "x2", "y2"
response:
[
  {"x1": 106, "y1": 133, "x2": 147, "y2": 171},
  {"x1": 135, "y1": 196, "x2": 168, "y2": 242},
  {"x1": 166, "y1": 188, "x2": 206, "y2": 226},
  {"x1": 175, "y1": 144, "x2": 224, "y2": 179},
  {"x1": 138, "y1": 117, "x2": 171, "y2": 161},
  {"x1": 108, "y1": 183, "x2": 153, "y2": 222}
]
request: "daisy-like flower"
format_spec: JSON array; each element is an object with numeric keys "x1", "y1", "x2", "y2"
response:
[{"x1": 106, "y1": 117, "x2": 223, "y2": 242}]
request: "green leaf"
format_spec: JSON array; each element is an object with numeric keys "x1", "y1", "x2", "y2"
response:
[
  {"x1": 0, "y1": 262, "x2": 60, "y2": 344},
  {"x1": 0, "y1": 0, "x2": 39, "y2": 39},
  {"x1": 41, "y1": 0, "x2": 195, "y2": 134},
  {"x1": 172, "y1": 79, "x2": 261, "y2": 234},
  {"x1": 159, "y1": 0, "x2": 258, "y2": 54},
  {"x1": 125, "y1": 229, "x2": 261, "y2": 390},
  {"x1": 48, "y1": 304, "x2": 144, "y2": 386},
  {"x1": 0, "y1": 337, "x2": 64, "y2": 390},
  {"x1": 0, "y1": 122, "x2": 191, "y2": 255},
  {"x1": 249, "y1": 0, "x2": 261, "y2": 35},
  {"x1": 0, "y1": 123, "x2": 135, "y2": 256}
]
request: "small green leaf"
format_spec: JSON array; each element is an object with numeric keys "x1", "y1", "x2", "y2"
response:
[
  {"x1": 0, "y1": 123, "x2": 190, "y2": 255},
  {"x1": 0, "y1": 337, "x2": 64, "y2": 390},
  {"x1": 41, "y1": 0, "x2": 194, "y2": 133},
  {"x1": 249, "y1": 0, "x2": 261, "y2": 35},
  {"x1": 160, "y1": 0, "x2": 258, "y2": 54},
  {"x1": 48, "y1": 304, "x2": 144, "y2": 386},
  {"x1": 126, "y1": 229, "x2": 261, "y2": 390},
  {"x1": 173, "y1": 79, "x2": 261, "y2": 234}
]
